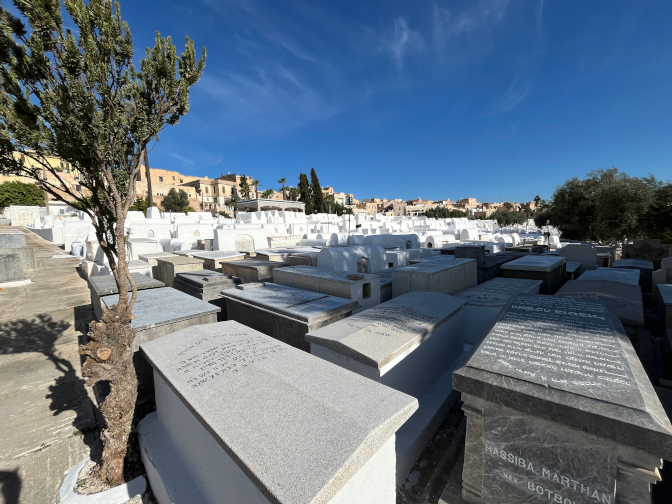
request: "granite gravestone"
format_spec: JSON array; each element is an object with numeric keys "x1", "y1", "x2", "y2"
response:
[
  {"x1": 555, "y1": 280, "x2": 644, "y2": 342},
  {"x1": 306, "y1": 292, "x2": 468, "y2": 487},
  {"x1": 564, "y1": 261, "x2": 583, "y2": 280},
  {"x1": 500, "y1": 256, "x2": 566, "y2": 295},
  {"x1": 173, "y1": 269, "x2": 242, "y2": 321},
  {"x1": 88, "y1": 272, "x2": 165, "y2": 320},
  {"x1": 456, "y1": 278, "x2": 543, "y2": 345},
  {"x1": 221, "y1": 259, "x2": 291, "y2": 283},
  {"x1": 101, "y1": 287, "x2": 220, "y2": 398},
  {"x1": 392, "y1": 257, "x2": 477, "y2": 298},
  {"x1": 272, "y1": 266, "x2": 381, "y2": 313},
  {"x1": 221, "y1": 283, "x2": 359, "y2": 351},
  {"x1": 613, "y1": 259, "x2": 655, "y2": 292},
  {"x1": 453, "y1": 295, "x2": 672, "y2": 504},
  {"x1": 173, "y1": 250, "x2": 245, "y2": 271},
  {"x1": 578, "y1": 267, "x2": 640, "y2": 286},
  {"x1": 155, "y1": 255, "x2": 205, "y2": 287},
  {"x1": 138, "y1": 321, "x2": 418, "y2": 504}
]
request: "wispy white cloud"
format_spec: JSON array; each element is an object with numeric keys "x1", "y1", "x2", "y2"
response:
[
  {"x1": 379, "y1": 18, "x2": 424, "y2": 70},
  {"x1": 196, "y1": 66, "x2": 341, "y2": 137},
  {"x1": 432, "y1": 0, "x2": 509, "y2": 53},
  {"x1": 170, "y1": 153, "x2": 195, "y2": 165},
  {"x1": 486, "y1": 79, "x2": 530, "y2": 115},
  {"x1": 536, "y1": 0, "x2": 545, "y2": 33}
]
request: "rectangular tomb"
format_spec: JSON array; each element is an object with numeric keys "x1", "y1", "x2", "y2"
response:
[
  {"x1": 578, "y1": 267, "x2": 640, "y2": 286},
  {"x1": 155, "y1": 256, "x2": 205, "y2": 288},
  {"x1": 456, "y1": 277, "x2": 542, "y2": 345},
  {"x1": 500, "y1": 255, "x2": 566, "y2": 294},
  {"x1": 221, "y1": 259, "x2": 291, "y2": 283},
  {"x1": 138, "y1": 252, "x2": 177, "y2": 278},
  {"x1": 173, "y1": 250, "x2": 245, "y2": 271},
  {"x1": 173, "y1": 269, "x2": 242, "y2": 321},
  {"x1": 221, "y1": 283, "x2": 359, "y2": 351},
  {"x1": 452, "y1": 295, "x2": 672, "y2": 504},
  {"x1": 101, "y1": 287, "x2": 219, "y2": 398},
  {"x1": 613, "y1": 258, "x2": 655, "y2": 292},
  {"x1": 392, "y1": 257, "x2": 477, "y2": 298},
  {"x1": 306, "y1": 291, "x2": 467, "y2": 487},
  {"x1": 272, "y1": 265, "x2": 380, "y2": 313},
  {"x1": 88, "y1": 272, "x2": 165, "y2": 320},
  {"x1": 138, "y1": 321, "x2": 418, "y2": 504}
]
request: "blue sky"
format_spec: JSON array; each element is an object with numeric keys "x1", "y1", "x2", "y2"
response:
[{"x1": 124, "y1": 1, "x2": 671, "y2": 202}]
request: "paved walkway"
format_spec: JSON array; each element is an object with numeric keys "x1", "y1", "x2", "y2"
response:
[{"x1": 0, "y1": 227, "x2": 97, "y2": 504}]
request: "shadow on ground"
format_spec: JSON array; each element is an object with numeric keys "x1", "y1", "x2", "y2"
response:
[{"x1": 0, "y1": 309, "x2": 102, "y2": 501}]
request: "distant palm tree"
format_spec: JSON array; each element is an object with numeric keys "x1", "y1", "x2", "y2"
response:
[
  {"x1": 252, "y1": 179, "x2": 261, "y2": 198},
  {"x1": 278, "y1": 177, "x2": 287, "y2": 200}
]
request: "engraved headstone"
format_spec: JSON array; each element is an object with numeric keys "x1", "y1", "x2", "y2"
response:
[
  {"x1": 452, "y1": 295, "x2": 672, "y2": 504},
  {"x1": 138, "y1": 321, "x2": 418, "y2": 504}
]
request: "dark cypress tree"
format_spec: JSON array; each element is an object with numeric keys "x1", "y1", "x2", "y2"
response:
[
  {"x1": 310, "y1": 168, "x2": 325, "y2": 213},
  {"x1": 298, "y1": 173, "x2": 313, "y2": 214}
]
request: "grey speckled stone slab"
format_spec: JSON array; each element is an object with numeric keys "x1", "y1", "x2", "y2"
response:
[
  {"x1": 565, "y1": 261, "x2": 582, "y2": 274},
  {"x1": 457, "y1": 278, "x2": 542, "y2": 307},
  {"x1": 306, "y1": 291, "x2": 465, "y2": 369},
  {"x1": 613, "y1": 258, "x2": 654, "y2": 270},
  {"x1": 555, "y1": 280, "x2": 644, "y2": 328},
  {"x1": 140, "y1": 321, "x2": 418, "y2": 504},
  {"x1": 221, "y1": 283, "x2": 359, "y2": 324},
  {"x1": 454, "y1": 295, "x2": 672, "y2": 457},
  {"x1": 500, "y1": 255, "x2": 565, "y2": 272},
  {"x1": 176, "y1": 269, "x2": 241, "y2": 290},
  {"x1": 138, "y1": 252, "x2": 177, "y2": 265},
  {"x1": 102, "y1": 287, "x2": 220, "y2": 330},
  {"x1": 578, "y1": 267, "x2": 640, "y2": 285},
  {"x1": 88, "y1": 272, "x2": 165, "y2": 297}
]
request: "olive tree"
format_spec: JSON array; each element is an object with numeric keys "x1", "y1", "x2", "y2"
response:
[{"x1": 0, "y1": 0, "x2": 205, "y2": 483}]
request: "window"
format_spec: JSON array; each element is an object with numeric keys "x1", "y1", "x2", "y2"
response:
[
  {"x1": 75, "y1": 185, "x2": 82, "y2": 192},
  {"x1": 180, "y1": 179, "x2": 183, "y2": 183},
  {"x1": 172, "y1": 176, "x2": 175, "y2": 180},
  {"x1": 158, "y1": 176, "x2": 164, "y2": 182},
  {"x1": 205, "y1": 187, "x2": 209, "y2": 194}
]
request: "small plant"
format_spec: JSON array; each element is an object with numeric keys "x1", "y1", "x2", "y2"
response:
[
  {"x1": 106, "y1": 477, "x2": 116, "y2": 487},
  {"x1": 72, "y1": 430, "x2": 83, "y2": 437}
]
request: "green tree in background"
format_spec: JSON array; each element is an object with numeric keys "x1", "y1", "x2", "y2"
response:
[
  {"x1": 277, "y1": 177, "x2": 286, "y2": 200},
  {"x1": 425, "y1": 207, "x2": 467, "y2": 219},
  {"x1": 261, "y1": 188, "x2": 275, "y2": 199},
  {"x1": 536, "y1": 168, "x2": 669, "y2": 244},
  {"x1": 238, "y1": 174, "x2": 251, "y2": 200},
  {"x1": 0, "y1": 0, "x2": 205, "y2": 483},
  {"x1": 310, "y1": 168, "x2": 325, "y2": 213},
  {"x1": 298, "y1": 173, "x2": 313, "y2": 214},
  {"x1": 161, "y1": 188, "x2": 190, "y2": 213},
  {"x1": 129, "y1": 196, "x2": 150, "y2": 215},
  {"x1": 0, "y1": 181, "x2": 45, "y2": 209}
]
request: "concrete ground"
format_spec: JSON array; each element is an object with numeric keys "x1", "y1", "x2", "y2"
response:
[{"x1": 0, "y1": 228, "x2": 98, "y2": 504}]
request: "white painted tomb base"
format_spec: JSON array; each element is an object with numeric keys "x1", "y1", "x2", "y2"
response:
[
  {"x1": 59, "y1": 458, "x2": 146, "y2": 504},
  {"x1": 138, "y1": 321, "x2": 417, "y2": 504},
  {"x1": 306, "y1": 291, "x2": 467, "y2": 486}
]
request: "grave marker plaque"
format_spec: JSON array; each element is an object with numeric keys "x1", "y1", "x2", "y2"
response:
[{"x1": 453, "y1": 295, "x2": 672, "y2": 504}]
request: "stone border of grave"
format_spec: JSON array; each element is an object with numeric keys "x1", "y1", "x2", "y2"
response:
[{"x1": 59, "y1": 458, "x2": 146, "y2": 504}]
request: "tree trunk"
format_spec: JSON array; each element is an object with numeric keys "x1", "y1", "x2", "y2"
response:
[
  {"x1": 144, "y1": 151, "x2": 153, "y2": 208},
  {"x1": 80, "y1": 222, "x2": 138, "y2": 485}
]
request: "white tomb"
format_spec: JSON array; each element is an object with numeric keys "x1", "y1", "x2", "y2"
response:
[
  {"x1": 138, "y1": 321, "x2": 417, "y2": 504},
  {"x1": 392, "y1": 257, "x2": 477, "y2": 298},
  {"x1": 306, "y1": 291, "x2": 468, "y2": 486},
  {"x1": 272, "y1": 265, "x2": 381, "y2": 313},
  {"x1": 317, "y1": 245, "x2": 388, "y2": 274}
]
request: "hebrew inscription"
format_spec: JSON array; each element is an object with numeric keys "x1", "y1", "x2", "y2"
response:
[
  {"x1": 175, "y1": 333, "x2": 287, "y2": 389},
  {"x1": 467, "y1": 296, "x2": 643, "y2": 409},
  {"x1": 347, "y1": 306, "x2": 434, "y2": 336}
]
